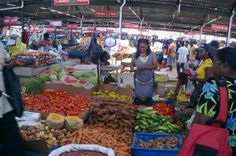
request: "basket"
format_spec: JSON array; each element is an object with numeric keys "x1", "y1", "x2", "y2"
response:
[{"x1": 132, "y1": 133, "x2": 182, "y2": 156}]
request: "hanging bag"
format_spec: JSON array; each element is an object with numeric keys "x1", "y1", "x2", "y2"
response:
[
  {"x1": 178, "y1": 79, "x2": 232, "y2": 156},
  {"x1": 3, "y1": 65, "x2": 24, "y2": 117}
]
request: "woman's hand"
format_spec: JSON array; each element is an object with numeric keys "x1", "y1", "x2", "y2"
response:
[{"x1": 137, "y1": 66, "x2": 146, "y2": 71}]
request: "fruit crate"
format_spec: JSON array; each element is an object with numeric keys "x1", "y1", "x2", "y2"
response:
[{"x1": 132, "y1": 133, "x2": 182, "y2": 156}]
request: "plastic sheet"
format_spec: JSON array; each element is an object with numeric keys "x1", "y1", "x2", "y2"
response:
[{"x1": 48, "y1": 144, "x2": 115, "y2": 156}]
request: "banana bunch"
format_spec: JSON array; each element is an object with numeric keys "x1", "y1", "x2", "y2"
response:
[
  {"x1": 155, "y1": 74, "x2": 169, "y2": 83},
  {"x1": 135, "y1": 109, "x2": 182, "y2": 134},
  {"x1": 177, "y1": 92, "x2": 190, "y2": 103},
  {"x1": 164, "y1": 90, "x2": 175, "y2": 99}
]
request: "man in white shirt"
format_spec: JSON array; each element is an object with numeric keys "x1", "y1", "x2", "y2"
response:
[{"x1": 177, "y1": 41, "x2": 189, "y2": 76}]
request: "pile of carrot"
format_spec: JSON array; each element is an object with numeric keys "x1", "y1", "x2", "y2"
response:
[{"x1": 60, "y1": 124, "x2": 132, "y2": 156}]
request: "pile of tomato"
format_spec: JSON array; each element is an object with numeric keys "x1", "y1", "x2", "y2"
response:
[
  {"x1": 153, "y1": 103, "x2": 175, "y2": 118},
  {"x1": 23, "y1": 90, "x2": 90, "y2": 116}
]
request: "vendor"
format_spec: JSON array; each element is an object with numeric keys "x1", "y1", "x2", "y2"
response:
[{"x1": 132, "y1": 39, "x2": 157, "y2": 106}]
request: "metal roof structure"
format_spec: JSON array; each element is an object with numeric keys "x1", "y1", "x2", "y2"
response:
[{"x1": 0, "y1": 0, "x2": 236, "y2": 37}]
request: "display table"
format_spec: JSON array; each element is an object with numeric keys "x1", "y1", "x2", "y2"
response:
[
  {"x1": 14, "y1": 66, "x2": 49, "y2": 77},
  {"x1": 62, "y1": 59, "x2": 81, "y2": 67}
]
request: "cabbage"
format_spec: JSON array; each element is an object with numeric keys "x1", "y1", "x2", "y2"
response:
[
  {"x1": 50, "y1": 64, "x2": 62, "y2": 74},
  {"x1": 50, "y1": 75, "x2": 58, "y2": 81},
  {"x1": 58, "y1": 70, "x2": 67, "y2": 80},
  {"x1": 72, "y1": 71, "x2": 84, "y2": 79},
  {"x1": 82, "y1": 71, "x2": 96, "y2": 78},
  {"x1": 88, "y1": 76, "x2": 97, "y2": 85},
  {"x1": 38, "y1": 74, "x2": 51, "y2": 82}
]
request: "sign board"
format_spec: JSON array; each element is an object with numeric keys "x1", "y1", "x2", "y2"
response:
[
  {"x1": 124, "y1": 22, "x2": 139, "y2": 29},
  {"x1": 232, "y1": 22, "x2": 236, "y2": 28},
  {"x1": 114, "y1": 21, "x2": 139, "y2": 29},
  {"x1": 95, "y1": 10, "x2": 118, "y2": 17},
  {"x1": 67, "y1": 24, "x2": 77, "y2": 29},
  {"x1": 4, "y1": 17, "x2": 18, "y2": 26},
  {"x1": 203, "y1": 28, "x2": 214, "y2": 33},
  {"x1": 211, "y1": 24, "x2": 228, "y2": 32},
  {"x1": 49, "y1": 21, "x2": 62, "y2": 27},
  {"x1": 87, "y1": 26, "x2": 95, "y2": 31},
  {"x1": 54, "y1": 0, "x2": 90, "y2": 6}
]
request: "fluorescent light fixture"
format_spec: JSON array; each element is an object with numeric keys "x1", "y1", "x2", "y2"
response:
[
  {"x1": 57, "y1": 11, "x2": 64, "y2": 14},
  {"x1": 6, "y1": 3, "x2": 16, "y2": 6},
  {"x1": 66, "y1": 13, "x2": 70, "y2": 16},
  {"x1": 40, "y1": 7, "x2": 47, "y2": 10},
  {"x1": 72, "y1": 15, "x2": 76, "y2": 18},
  {"x1": 50, "y1": 9, "x2": 56, "y2": 13}
]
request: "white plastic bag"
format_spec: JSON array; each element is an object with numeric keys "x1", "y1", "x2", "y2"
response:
[
  {"x1": 186, "y1": 111, "x2": 196, "y2": 129},
  {"x1": 48, "y1": 144, "x2": 115, "y2": 156}
]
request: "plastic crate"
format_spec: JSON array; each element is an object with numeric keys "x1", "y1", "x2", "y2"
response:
[{"x1": 132, "y1": 133, "x2": 182, "y2": 156}]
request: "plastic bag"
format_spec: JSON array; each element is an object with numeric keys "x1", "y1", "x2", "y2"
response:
[
  {"x1": 87, "y1": 34, "x2": 103, "y2": 64},
  {"x1": 185, "y1": 80, "x2": 194, "y2": 95},
  {"x1": 48, "y1": 144, "x2": 115, "y2": 156},
  {"x1": 186, "y1": 111, "x2": 196, "y2": 129}
]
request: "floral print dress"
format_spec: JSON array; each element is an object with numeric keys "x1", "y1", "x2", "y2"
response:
[{"x1": 196, "y1": 77, "x2": 236, "y2": 148}]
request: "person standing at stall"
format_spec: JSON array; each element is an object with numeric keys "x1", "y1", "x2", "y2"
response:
[
  {"x1": 176, "y1": 41, "x2": 189, "y2": 77},
  {"x1": 132, "y1": 39, "x2": 157, "y2": 106},
  {"x1": 188, "y1": 44, "x2": 213, "y2": 108},
  {"x1": 166, "y1": 39, "x2": 176, "y2": 71},
  {"x1": 187, "y1": 47, "x2": 236, "y2": 155},
  {"x1": 0, "y1": 39, "x2": 25, "y2": 156}
]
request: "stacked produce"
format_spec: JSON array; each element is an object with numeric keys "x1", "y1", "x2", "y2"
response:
[
  {"x1": 23, "y1": 90, "x2": 90, "y2": 116},
  {"x1": 92, "y1": 90, "x2": 132, "y2": 104},
  {"x1": 67, "y1": 45, "x2": 88, "y2": 52},
  {"x1": 177, "y1": 91, "x2": 191, "y2": 103},
  {"x1": 46, "y1": 113, "x2": 83, "y2": 131},
  {"x1": 155, "y1": 74, "x2": 169, "y2": 83},
  {"x1": 40, "y1": 64, "x2": 97, "y2": 88},
  {"x1": 88, "y1": 100, "x2": 136, "y2": 132},
  {"x1": 135, "y1": 109, "x2": 182, "y2": 134},
  {"x1": 20, "y1": 120, "x2": 71, "y2": 148},
  {"x1": 14, "y1": 51, "x2": 57, "y2": 67},
  {"x1": 138, "y1": 136, "x2": 179, "y2": 149},
  {"x1": 21, "y1": 77, "x2": 45, "y2": 94},
  {"x1": 153, "y1": 104, "x2": 175, "y2": 117},
  {"x1": 60, "y1": 124, "x2": 132, "y2": 156}
]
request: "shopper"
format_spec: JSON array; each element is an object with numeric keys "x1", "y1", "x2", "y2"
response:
[
  {"x1": 188, "y1": 44, "x2": 213, "y2": 108},
  {"x1": 176, "y1": 41, "x2": 189, "y2": 77},
  {"x1": 189, "y1": 44, "x2": 213, "y2": 84},
  {"x1": 188, "y1": 41, "x2": 196, "y2": 61},
  {"x1": 0, "y1": 44, "x2": 26, "y2": 155},
  {"x1": 166, "y1": 39, "x2": 176, "y2": 71},
  {"x1": 192, "y1": 47, "x2": 236, "y2": 154},
  {"x1": 132, "y1": 39, "x2": 157, "y2": 106}
]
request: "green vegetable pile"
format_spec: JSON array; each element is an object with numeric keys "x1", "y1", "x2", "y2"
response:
[
  {"x1": 135, "y1": 109, "x2": 182, "y2": 134},
  {"x1": 21, "y1": 77, "x2": 45, "y2": 95}
]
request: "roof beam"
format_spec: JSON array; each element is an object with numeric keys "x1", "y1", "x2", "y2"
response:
[{"x1": 89, "y1": 0, "x2": 230, "y2": 16}]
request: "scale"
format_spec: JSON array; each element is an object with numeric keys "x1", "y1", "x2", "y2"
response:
[{"x1": 105, "y1": 36, "x2": 116, "y2": 48}]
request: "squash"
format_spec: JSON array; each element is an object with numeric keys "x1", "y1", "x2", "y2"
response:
[{"x1": 46, "y1": 113, "x2": 65, "y2": 129}]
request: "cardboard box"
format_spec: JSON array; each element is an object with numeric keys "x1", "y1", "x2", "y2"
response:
[{"x1": 44, "y1": 81, "x2": 92, "y2": 100}]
